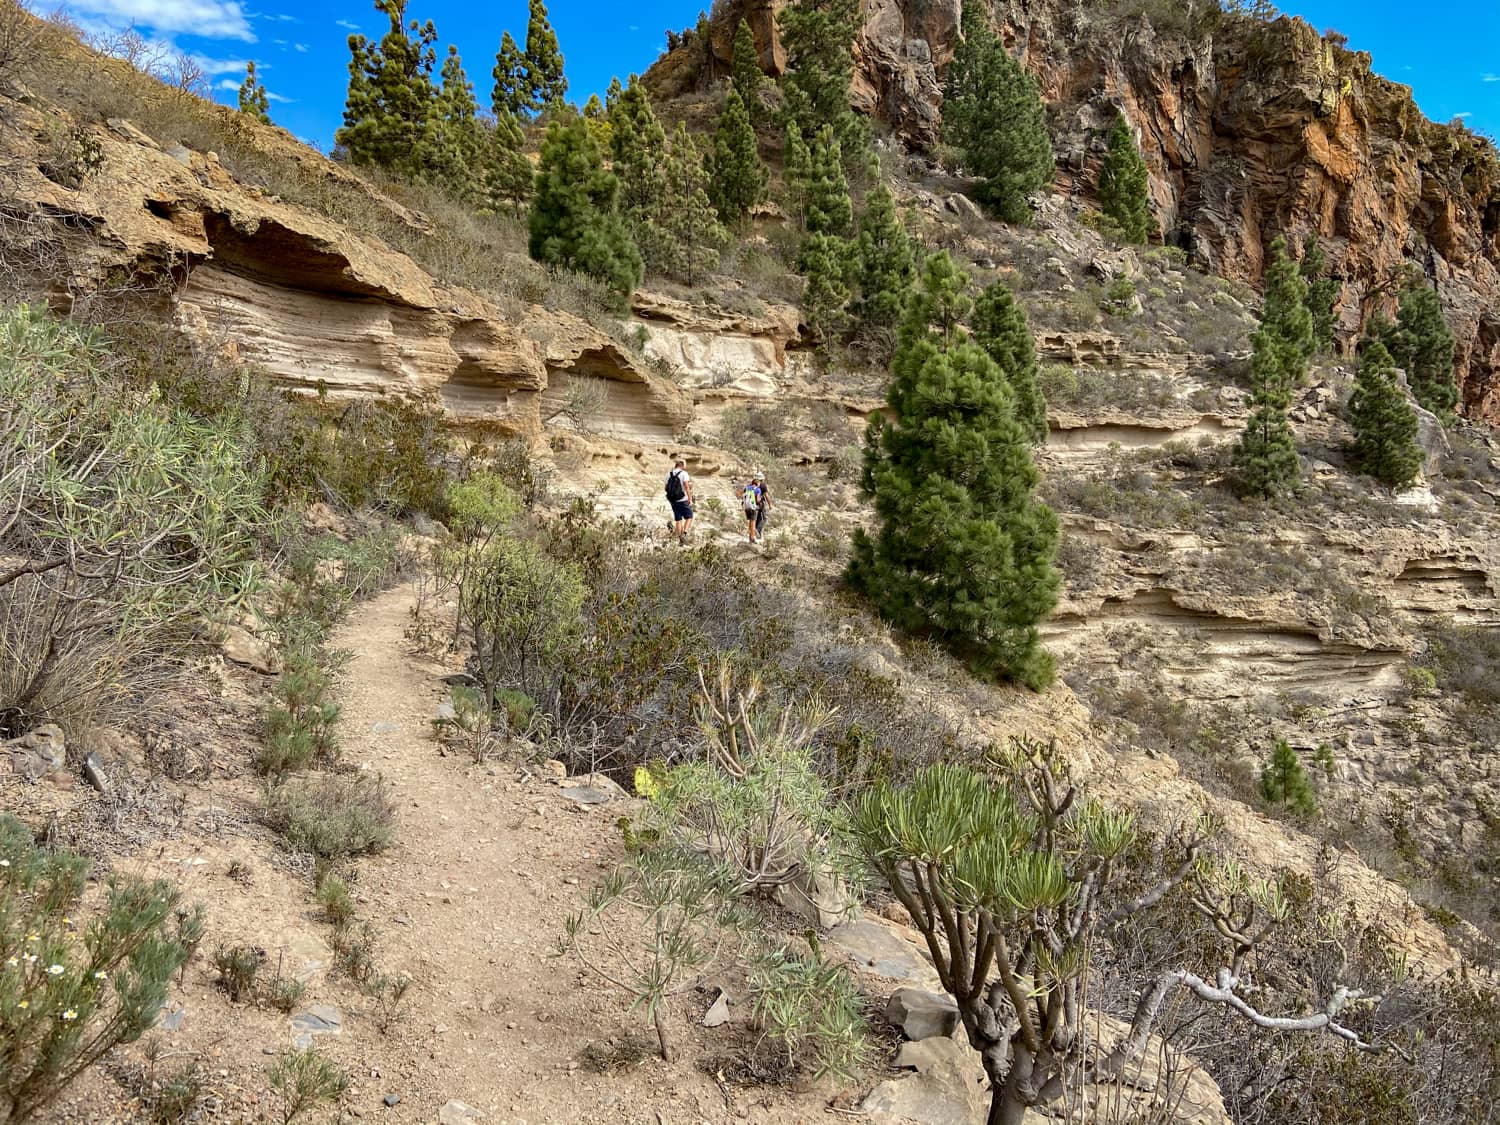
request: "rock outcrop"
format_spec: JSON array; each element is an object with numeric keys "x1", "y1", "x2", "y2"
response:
[
  {"x1": 647, "y1": 0, "x2": 1500, "y2": 424},
  {"x1": 0, "y1": 93, "x2": 689, "y2": 442}
]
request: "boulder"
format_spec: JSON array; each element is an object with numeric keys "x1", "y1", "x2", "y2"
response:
[
  {"x1": 219, "y1": 625, "x2": 281, "y2": 675},
  {"x1": 862, "y1": 1036, "x2": 988, "y2": 1125},
  {"x1": 5, "y1": 725, "x2": 66, "y2": 780},
  {"x1": 827, "y1": 916, "x2": 942, "y2": 991},
  {"x1": 885, "y1": 987, "x2": 961, "y2": 1041}
]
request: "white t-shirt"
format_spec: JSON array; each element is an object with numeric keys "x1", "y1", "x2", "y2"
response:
[{"x1": 670, "y1": 468, "x2": 692, "y2": 488}]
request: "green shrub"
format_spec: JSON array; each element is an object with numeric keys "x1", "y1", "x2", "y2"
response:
[
  {"x1": 266, "y1": 1046, "x2": 347, "y2": 1125},
  {"x1": 148, "y1": 1063, "x2": 204, "y2": 1124},
  {"x1": 749, "y1": 945, "x2": 872, "y2": 1081},
  {"x1": 0, "y1": 814, "x2": 204, "y2": 1124},
  {"x1": 1259, "y1": 738, "x2": 1317, "y2": 817},
  {"x1": 265, "y1": 774, "x2": 396, "y2": 860},
  {"x1": 314, "y1": 874, "x2": 356, "y2": 927},
  {"x1": 265, "y1": 972, "x2": 306, "y2": 1014},
  {"x1": 256, "y1": 647, "x2": 341, "y2": 778},
  {"x1": 0, "y1": 305, "x2": 263, "y2": 737},
  {"x1": 212, "y1": 943, "x2": 265, "y2": 1003}
]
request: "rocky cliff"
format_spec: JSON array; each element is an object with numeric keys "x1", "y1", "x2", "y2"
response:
[{"x1": 648, "y1": 0, "x2": 1500, "y2": 424}]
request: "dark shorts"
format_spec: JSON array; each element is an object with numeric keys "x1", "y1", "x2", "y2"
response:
[
  {"x1": 743, "y1": 508, "x2": 758, "y2": 521},
  {"x1": 670, "y1": 499, "x2": 694, "y2": 521}
]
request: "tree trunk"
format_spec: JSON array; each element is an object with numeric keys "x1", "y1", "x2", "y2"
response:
[
  {"x1": 988, "y1": 1041, "x2": 1034, "y2": 1125},
  {"x1": 653, "y1": 1005, "x2": 675, "y2": 1063}
]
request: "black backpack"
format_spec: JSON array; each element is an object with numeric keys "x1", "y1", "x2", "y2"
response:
[{"x1": 665, "y1": 470, "x2": 686, "y2": 502}]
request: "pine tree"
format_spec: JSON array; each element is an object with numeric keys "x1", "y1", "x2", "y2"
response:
[
  {"x1": 337, "y1": 0, "x2": 440, "y2": 180},
  {"x1": 1299, "y1": 233, "x2": 1339, "y2": 354},
  {"x1": 1232, "y1": 237, "x2": 1310, "y2": 498},
  {"x1": 430, "y1": 45, "x2": 483, "y2": 197},
  {"x1": 1259, "y1": 738, "x2": 1317, "y2": 816},
  {"x1": 1367, "y1": 270, "x2": 1458, "y2": 419},
  {"x1": 708, "y1": 82, "x2": 767, "y2": 224},
  {"x1": 521, "y1": 0, "x2": 567, "y2": 113},
  {"x1": 528, "y1": 113, "x2": 643, "y2": 303},
  {"x1": 780, "y1": 0, "x2": 866, "y2": 160},
  {"x1": 803, "y1": 124, "x2": 852, "y2": 237},
  {"x1": 783, "y1": 119, "x2": 813, "y2": 230},
  {"x1": 1097, "y1": 111, "x2": 1151, "y2": 244},
  {"x1": 660, "y1": 123, "x2": 727, "y2": 286},
  {"x1": 851, "y1": 179, "x2": 915, "y2": 332},
  {"x1": 582, "y1": 92, "x2": 611, "y2": 150},
  {"x1": 490, "y1": 30, "x2": 527, "y2": 118},
  {"x1": 481, "y1": 111, "x2": 532, "y2": 214},
  {"x1": 605, "y1": 75, "x2": 623, "y2": 112},
  {"x1": 973, "y1": 281, "x2": 1048, "y2": 444},
  {"x1": 1349, "y1": 340, "x2": 1422, "y2": 490},
  {"x1": 608, "y1": 76, "x2": 666, "y2": 221},
  {"x1": 237, "y1": 60, "x2": 271, "y2": 124},
  {"x1": 797, "y1": 232, "x2": 850, "y2": 342},
  {"x1": 941, "y1": 7, "x2": 1053, "y2": 224},
  {"x1": 731, "y1": 18, "x2": 769, "y2": 128},
  {"x1": 847, "y1": 252, "x2": 1061, "y2": 688}
]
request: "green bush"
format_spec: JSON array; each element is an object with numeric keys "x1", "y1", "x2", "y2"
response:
[
  {"x1": 1259, "y1": 738, "x2": 1317, "y2": 817},
  {"x1": 256, "y1": 647, "x2": 341, "y2": 778},
  {"x1": 211, "y1": 943, "x2": 265, "y2": 1003},
  {"x1": 264, "y1": 774, "x2": 396, "y2": 860},
  {"x1": 749, "y1": 944, "x2": 872, "y2": 1080},
  {"x1": 0, "y1": 305, "x2": 263, "y2": 737},
  {"x1": 0, "y1": 814, "x2": 204, "y2": 1124},
  {"x1": 266, "y1": 1045, "x2": 347, "y2": 1125},
  {"x1": 314, "y1": 874, "x2": 356, "y2": 927}
]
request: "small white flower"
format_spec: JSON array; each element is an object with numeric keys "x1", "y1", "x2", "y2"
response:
[
  {"x1": 22, "y1": 954, "x2": 37, "y2": 964},
  {"x1": 0, "y1": 859, "x2": 10, "y2": 867},
  {"x1": 4, "y1": 957, "x2": 16, "y2": 968},
  {"x1": 46, "y1": 964, "x2": 64, "y2": 976},
  {"x1": 61, "y1": 1008, "x2": 77, "y2": 1021},
  {"x1": 93, "y1": 970, "x2": 107, "y2": 980}
]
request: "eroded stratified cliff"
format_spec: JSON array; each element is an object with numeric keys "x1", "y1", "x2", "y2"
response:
[
  {"x1": 0, "y1": 91, "x2": 690, "y2": 442},
  {"x1": 648, "y1": 0, "x2": 1500, "y2": 423}
]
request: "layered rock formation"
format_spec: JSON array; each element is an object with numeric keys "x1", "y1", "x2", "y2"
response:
[
  {"x1": 0, "y1": 92, "x2": 690, "y2": 441},
  {"x1": 647, "y1": 0, "x2": 1500, "y2": 423}
]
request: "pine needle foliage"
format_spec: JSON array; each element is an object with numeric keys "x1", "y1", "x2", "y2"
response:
[
  {"x1": 337, "y1": 0, "x2": 440, "y2": 180},
  {"x1": 797, "y1": 232, "x2": 851, "y2": 343},
  {"x1": 803, "y1": 124, "x2": 852, "y2": 237},
  {"x1": 481, "y1": 110, "x2": 532, "y2": 214},
  {"x1": 730, "y1": 19, "x2": 769, "y2": 127},
  {"x1": 1259, "y1": 738, "x2": 1317, "y2": 816},
  {"x1": 973, "y1": 280, "x2": 1048, "y2": 444},
  {"x1": 779, "y1": 0, "x2": 866, "y2": 160},
  {"x1": 659, "y1": 123, "x2": 727, "y2": 286},
  {"x1": 1365, "y1": 270, "x2": 1458, "y2": 420},
  {"x1": 847, "y1": 253, "x2": 1061, "y2": 689},
  {"x1": 1097, "y1": 111, "x2": 1151, "y2": 244},
  {"x1": 941, "y1": 6, "x2": 1053, "y2": 224},
  {"x1": 851, "y1": 179, "x2": 916, "y2": 331},
  {"x1": 1233, "y1": 237, "x2": 1308, "y2": 498},
  {"x1": 708, "y1": 81, "x2": 767, "y2": 224},
  {"x1": 1349, "y1": 340, "x2": 1422, "y2": 491},
  {"x1": 490, "y1": 30, "x2": 527, "y2": 118},
  {"x1": 1299, "y1": 233, "x2": 1340, "y2": 354},
  {"x1": 236, "y1": 60, "x2": 270, "y2": 124},
  {"x1": 528, "y1": 113, "x2": 643, "y2": 303},
  {"x1": 520, "y1": 0, "x2": 566, "y2": 113},
  {"x1": 608, "y1": 75, "x2": 669, "y2": 260},
  {"x1": 782, "y1": 119, "x2": 813, "y2": 230}
]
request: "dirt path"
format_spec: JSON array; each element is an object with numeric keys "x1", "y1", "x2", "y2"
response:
[{"x1": 328, "y1": 584, "x2": 812, "y2": 1124}]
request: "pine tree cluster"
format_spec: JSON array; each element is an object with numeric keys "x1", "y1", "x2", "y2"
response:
[
  {"x1": 848, "y1": 253, "x2": 1060, "y2": 689},
  {"x1": 941, "y1": 6, "x2": 1054, "y2": 224},
  {"x1": 1349, "y1": 340, "x2": 1422, "y2": 491},
  {"x1": 780, "y1": 0, "x2": 867, "y2": 163},
  {"x1": 1299, "y1": 234, "x2": 1340, "y2": 354}
]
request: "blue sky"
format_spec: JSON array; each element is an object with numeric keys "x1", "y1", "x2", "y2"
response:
[{"x1": 31, "y1": 0, "x2": 1500, "y2": 149}]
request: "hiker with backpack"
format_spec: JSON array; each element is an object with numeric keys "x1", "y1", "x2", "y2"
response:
[
  {"x1": 739, "y1": 477, "x2": 761, "y2": 544},
  {"x1": 665, "y1": 459, "x2": 694, "y2": 544},
  {"x1": 753, "y1": 472, "x2": 772, "y2": 541}
]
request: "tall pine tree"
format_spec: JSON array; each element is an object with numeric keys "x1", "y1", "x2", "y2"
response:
[
  {"x1": 609, "y1": 76, "x2": 670, "y2": 272},
  {"x1": 731, "y1": 19, "x2": 769, "y2": 128},
  {"x1": 798, "y1": 233, "x2": 851, "y2": 343},
  {"x1": 528, "y1": 113, "x2": 642, "y2": 303},
  {"x1": 660, "y1": 123, "x2": 727, "y2": 286},
  {"x1": 520, "y1": 0, "x2": 566, "y2": 113},
  {"x1": 429, "y1": 45, "x2": 483, "y2": 197},
  {"x1": 847, "y1": 252, "x2": 1060, "y2": 688},
  {"x1": 851, "y1": 179, "x2": 915, "y2": 332},
  {"x1": 708, "y1": 82, "x2": 767, "y2": 224},
  {"x1": 942, "y1": 6, "x2": 1053, "y2": 224},
  {"x1": 490, "y1": 31, "x2": 527, "y2": 118},
  {"x1": 1233, "y1": 237, "x2": 1310, "y2": 499},
  {"x1": 1097, "y1": 111, "x2": 1151, "y2": 244},
  {"x1": 337, "y1": 0, "x2": 440, "y2": 180},
  {"x1": 237, "y1": 61, "x2": 271, "y2": 124},
  {"x1": 780, "y1": 0, "x2": 866, "y2": 161},
  {"x1": 803, "y1": 124, "x2": 852, "y2": 236},
  {"x1": 1299, "y1": 233, "x2": 1340, "y2": 354},
  {"x1": 783, "y1": 119, "x2": 814, "y2": 231},
  {"x1": 1349, "y1": 340, "x2": 1422, "y2": 491},
  {"x1": 1366, "y1": 269, "x2": 1458, "y2": 420},
  {"x1": 482, "y1": 111, "x2": 533, "y2": 214},
  {"x1": 973, "y1": 280, "x2": 1048, "y2": 444}
]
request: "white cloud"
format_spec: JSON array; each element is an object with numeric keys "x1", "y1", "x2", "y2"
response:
[
  {"x1": 272, "y1": 37, "x2": 285, "y2": 44},
  {"x1": 292, "y1": 41, "x2": 307, "y2": 52},
  {"x1": 192, "y1": 51, "x2": 252, "y2": 74},
  {"x1": 56, "y1": 0, "x2": 255, "y2": 41},
  {"x1": 216, "y1": 75, "x2": 289, "y2": 100},
  {"x1": 335, "y1": 18, "x2": 359, "y2": 30},
  {"x1": 1484, "y1": 74, "x2": 1500, "y2": 83},
  {"x1": 1455, "y1": 111, "x2": 1474, "y2": 119},
  {"x1": 249, "y1": 10, "x2": 297, "y2": 21}
]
